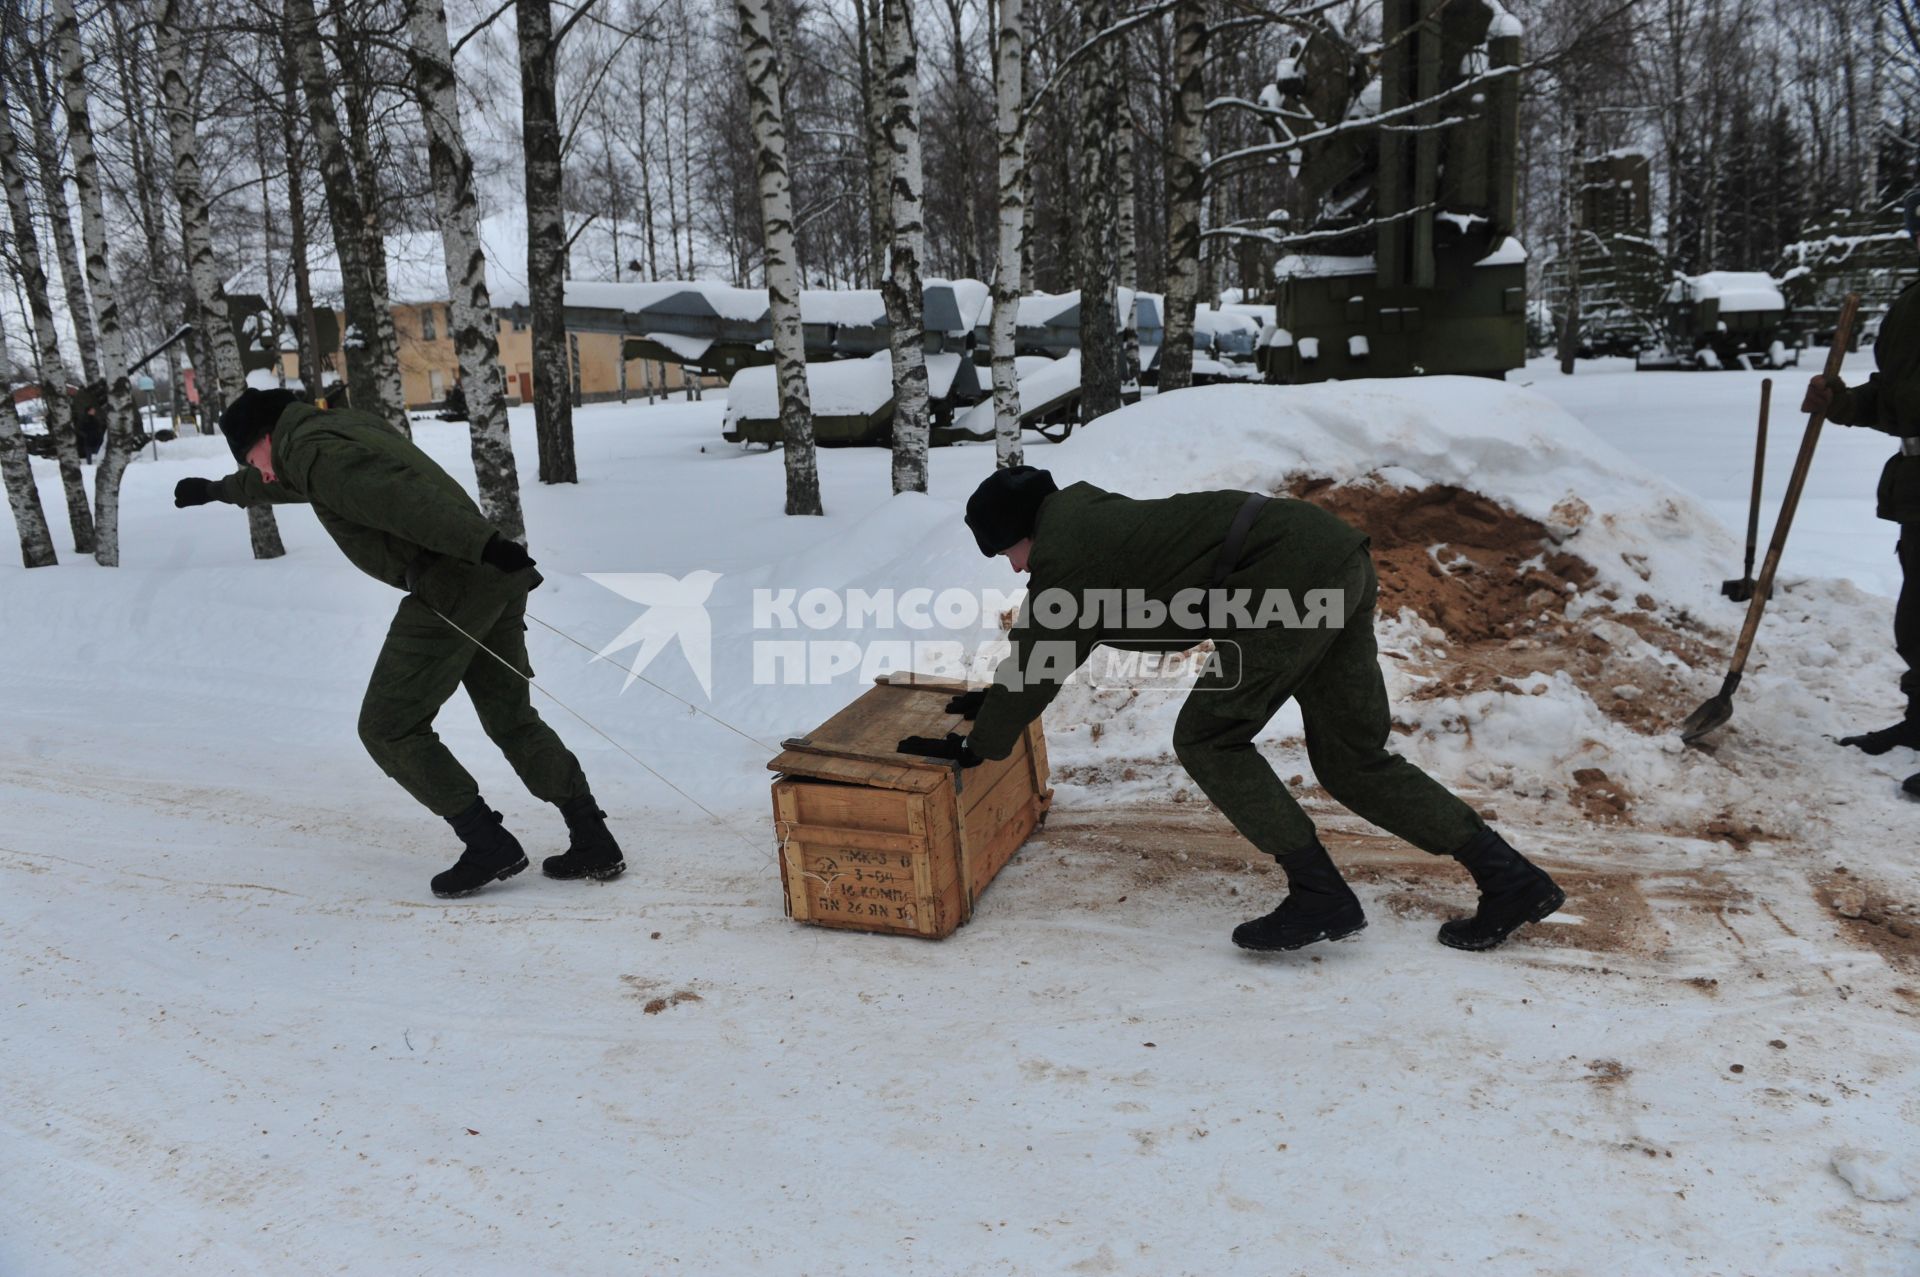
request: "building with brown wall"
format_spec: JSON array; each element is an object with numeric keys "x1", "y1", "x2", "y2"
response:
[{"x1": 290, "y1": 302, "x2": 703, "y2": 409}]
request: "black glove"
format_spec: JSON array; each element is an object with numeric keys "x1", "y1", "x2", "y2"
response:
[
  {"x1": 896, "y1": 732, "x2": 983, "y2": 767},
  {"x1": 173, "y1": 478, "x2": 217, "y2": 508},
  {"x1": 481, "y1": 534, "x2": 536, "y2": 573},
  {"x1": 945, "y1": 689, "x2": 988, "y2": 719}
]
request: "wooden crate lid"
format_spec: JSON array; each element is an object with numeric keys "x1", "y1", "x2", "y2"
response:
[{"x1": 768, "y1": 673, "x2": 980, "y2": 792}]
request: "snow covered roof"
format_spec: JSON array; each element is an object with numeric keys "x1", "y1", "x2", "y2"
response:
[
  {"x1": 1476, "y1": 237, "x2": 1528, "y2": 267},
  {"x1": 1671, "y1": 272, "x2": 1786, "y2": 314},
  {"x1": 1274, "y1": 254, "x2": 1375, "y2": 280},
  {"x1": 723, "y1": 354, "x2": 894, "y2": 426}
]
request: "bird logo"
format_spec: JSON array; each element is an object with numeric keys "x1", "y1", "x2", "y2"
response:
[{"x1": 583, "y1": 570, "x2": 723, "y2": 698}]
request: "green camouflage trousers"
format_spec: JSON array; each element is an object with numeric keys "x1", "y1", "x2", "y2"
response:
[
  {"x1": 1171, "y1": 550, "x2": 1484, "y2": 859},
  {"x1": 358, "y1": 592, "x2": 590, "y2": 818}
]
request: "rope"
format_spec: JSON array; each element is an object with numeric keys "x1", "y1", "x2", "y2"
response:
[
  {"x1": 427, "y1": 605, "x2": 771, "y2": 863},
  {"x1": 525, "y1": 612, "x2": 777, "y2": 752}
]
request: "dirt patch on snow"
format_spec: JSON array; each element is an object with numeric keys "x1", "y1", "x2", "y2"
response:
[
  {"x1": 1033, "y1": 809, "x2": 1668, "y2": 958},
  {"x1": 1290, "y1": 478, "x2": 1720, "y2": 742},
  {"x1": 1818, "y1": 868, "x2": 1920, "y2": 975}
]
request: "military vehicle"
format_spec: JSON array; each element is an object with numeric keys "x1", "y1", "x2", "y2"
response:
[{"x1": 1253, "y1": 0, "x2": 1526, "y2": 383}]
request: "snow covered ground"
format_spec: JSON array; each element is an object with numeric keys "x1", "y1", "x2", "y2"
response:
[{"x1": 3, "y1": 357, "x2": 1917, "y2": 1275}]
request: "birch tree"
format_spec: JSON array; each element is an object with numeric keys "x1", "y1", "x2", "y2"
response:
[
  {"x1": 23, "y1": 60, "x2": 101, "y2": 388},
  {"x1": 407, "y1": 0, "x2": 527, "y2": 540},
  {"x1": 988, "y1": 0, "x2": 1025, "y2": 466},
  {"x1": 1157, "y1": 0, "x2": 1206, "y2": 392},
  {"x1": 1116, "y1": 95, "x2": 1139, "y2": 388},
  {"x1": 282, "y1": 0, "x2": 402, "y2": 428},
  {"x1": 0, "y1": 308, "x2": 56, "y2": 568},
  {"x1": 734, "y1": 0, "x2": 823, "y2": 516},
  {"x1": 1074, "y1": 0, "x2": 1122, "y2": 421},
  {"x1": 154, "y1": 0, "x2": 286, "y2": 560},
  {"x1": 333, "y1": 8, "x2": 408, "y2": 424},
  {"x1": 519, "y1": 0, "x2": 576, "y2": 484},
  {"x1": 52, "y1": 0, "x2": 139, "y2": 565},
  {"x1": 0, "y1": 84, "x2": 92, "y2": 555},
  {"x1": 880, "y1": 0, "x2": 932, "y2": 494}
]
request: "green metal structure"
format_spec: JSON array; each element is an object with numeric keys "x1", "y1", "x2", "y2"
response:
[{"x1": 1259, "y1": 0, "x2": 1526, "y2": 383}]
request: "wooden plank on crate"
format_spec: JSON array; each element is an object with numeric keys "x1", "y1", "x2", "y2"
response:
[
  {"x1": 773, "y1": 782, "x2": 809, "y2": 922},
  {"x1": 792, "y1": 782, "x2": 916, "y2": 834},
  {"x1": 960, "y1": 762, "x2": 1042, "y2": 897},
  {"x1": 767, "y1": 746, "x2": 947, "y2": 793},
  {"x1": 791, "y1": 837, "x2": 926, "y2": 933},
  {"x1": 877, "y1": 671, "x2": 973, "y2": 694},
  {"x1": 779, "y1": 682, "x2": 968, "y2": 768},
  {"x1": 1023, "y1": 720, "x2": 1054, "y2": 813}
]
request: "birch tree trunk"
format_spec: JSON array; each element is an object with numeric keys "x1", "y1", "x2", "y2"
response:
[
  {"x1": 1157, "y1": 0, "x2": 1206, "y2": 392},
  {"x1": 734, "y1": 0, "x2": 823, "y2": 516},
  {"x1": 282, "y1": 0, "x2": 399, "y2": 428},
  {"x1": 53, "y1": 0, "x2": 140, "y2": 566},
  {"x1": 518, "y1": 0, "x2": 577, "y2": 484},
  {"x1": 0, "y1": 89, "x2": 94, "y2": 555},
  {"x1": 988, "y1": 0, "x2": 1026, "y2": 467},
  {"x1": 1074, "y1": 0, "x2": 1122, "y2": 422},
  {"x1": 279, "y1": 43, "x2": 324, "y2": 399},
  {"x1": 881, "y1": 0, "x2": 932, "y2": 495},
  {"x1": 155, "y1": 0, "x2": 286, "y2": 559},
  {"x1": 334, "y1": 11, "x2": 408, "y2": 425},
  {"x1": 25, "y1": 62, "x2": 102, "y2": 388},
  {"x1": 857, "y1": 0, "x2": 889, "y2": 285},
  {"x1": 1116, "y1": 97, "x2": 1139, "y2": 390},
  {"x1": 0, "y1": 308, "x2": 57, "y2": 568},
  {"x1": 407, "y1": 0, "x2": 527, "y2": 540}
]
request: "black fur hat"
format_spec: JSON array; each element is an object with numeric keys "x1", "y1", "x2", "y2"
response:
[
  {"x1": 219, "y1": 388, "x2": 300, "y2": 464},
  {"x1": 965, "y1": 466, "x2": 1058, "y2": 556}
]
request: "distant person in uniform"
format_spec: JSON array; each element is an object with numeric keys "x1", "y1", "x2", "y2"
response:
[
  {"x1": 74, "y1": 386, "x2": 107, "y2": 463},
  {"x1": 901, "y1": 467, "x2": 1566, "y2": 953},
  {"x1": 437, "y1": 381, "x2": 469, "y2": 423},
  {"x1": 171, "y1": 388, "x2": 627, "y2": 896},
  {"x1": 1803, "y1": 187, "x2": 1920, "y2": 800}
]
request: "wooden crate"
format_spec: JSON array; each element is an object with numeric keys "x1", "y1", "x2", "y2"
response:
[{"x1": 768, "y1": 673, "x2": 1052, "y2": 939}]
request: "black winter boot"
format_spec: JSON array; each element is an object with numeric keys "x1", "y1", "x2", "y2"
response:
[
  {"x1": 1438, "y1": 827, "x2": 1565, "y2": 951},
  {"x1": 1232, "y1": 841, "x2": 1366, "y2": 951},
  {"x1": 1838, "y1": 717, "x2": 1920, "y2": 756},
  {"x1": 433, "y1": 799, "x2": 529, "y2": 898},
  {"x1": 542, "y1": 794, "x2": 626, "y2": 881}
]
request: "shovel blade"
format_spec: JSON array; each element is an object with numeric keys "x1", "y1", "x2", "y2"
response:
[
  {"x1": 1720, "y1": 578, "x2": 1755, "y2": 603},
  {"x1": 1679, "y1": 694, "x2": 1733, "y2": 744}
]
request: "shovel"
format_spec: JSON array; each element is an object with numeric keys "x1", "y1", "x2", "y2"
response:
[
  {"x1": 1681, "y1": 293, "x2": 1859, "y2": 745},
  {"x1": 1720, "y1": 377, "x2": 1772, "y2": 603}
]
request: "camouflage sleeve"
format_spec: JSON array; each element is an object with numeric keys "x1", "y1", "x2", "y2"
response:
[
  {"x1": 965, "y1": 569, "x2": 1106, "y2": 761},
  {"x1": 295, "y1": 436, "x2": 497, "y2": 562},
  {"x1": 212, "y1": 468, "x2": 309, "y2": 507}
]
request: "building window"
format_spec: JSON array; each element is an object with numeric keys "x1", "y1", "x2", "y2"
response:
[{"x1": 420, "y1": 308, "x2": 437, "y2": 341}]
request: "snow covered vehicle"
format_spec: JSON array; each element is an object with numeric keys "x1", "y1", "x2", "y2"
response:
[{"x1": 1635, "y1": 272, "x2": 1798, "y2": 371}]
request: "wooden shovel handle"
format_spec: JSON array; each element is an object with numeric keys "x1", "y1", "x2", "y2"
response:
[
  {"x1": 1724, "y1": 293, "x2": 1859, "y2": 679},
  {"x1": 1742, "y1": 378, "x2": 1771, "y2": 576}
]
